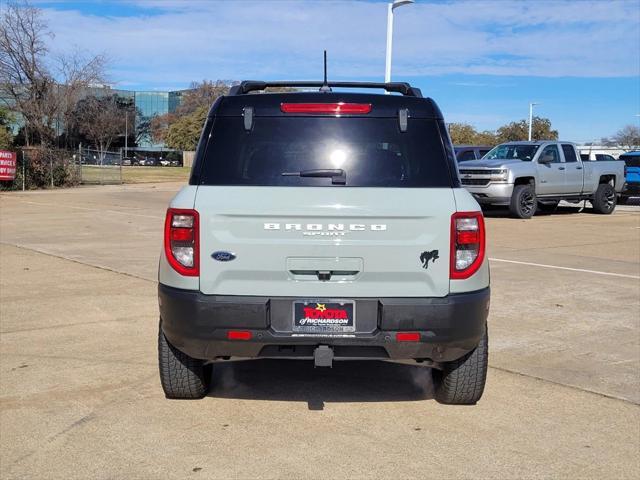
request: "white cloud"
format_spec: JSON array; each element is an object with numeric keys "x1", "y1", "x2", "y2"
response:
[{"x1": 40, "y1": 0, "x2": 640, "y2": 88}]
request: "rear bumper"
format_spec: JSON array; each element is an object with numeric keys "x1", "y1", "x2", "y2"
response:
[{"x1": 159, "y1": 284, "x2": 490, "y2": 363}]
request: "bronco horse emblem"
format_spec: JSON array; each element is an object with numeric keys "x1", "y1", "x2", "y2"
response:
[{"x1": 420, "y1": 250, "x2": 439, "y2": 269}]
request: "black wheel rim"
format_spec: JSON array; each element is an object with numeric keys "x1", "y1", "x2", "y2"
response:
[
  {"x1": 520, "y1": 191, "x2": 535, "y2": 215},
  {"x1": 603, "y1": 188, "x2": 615, "y2": 210}
]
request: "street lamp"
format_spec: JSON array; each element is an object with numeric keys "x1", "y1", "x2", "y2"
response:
[
  {"x1": 528, "y1": 102, "x2": 540, "y2": 141},
  {"x1": 384, "y1": 0, "x2": 414, "y2": 91}
]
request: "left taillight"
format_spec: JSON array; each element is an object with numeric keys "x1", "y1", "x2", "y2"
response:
[
  {"x1": 450, "y1": 211, "x2": 485, "y2": 280},
  {"x1": 164, "y1": 208, "x2": 199, "y2": 276}
]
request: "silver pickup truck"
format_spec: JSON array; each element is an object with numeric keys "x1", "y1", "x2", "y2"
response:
[{"x1": 458, "y1": 141, "x2": 625, "y2": 218}]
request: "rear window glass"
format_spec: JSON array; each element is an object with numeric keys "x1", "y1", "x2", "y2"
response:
[
  {"x1": 457, "y1": 150, "x2": 476, "y2": 161},
  {"x1": 561, "y1": 144, "x2": 578, "y2": 162},
  {"x1": 620, "y1": 155, "x2": 640, "y2": 167},
  {"x1": 198, "y1": 117, "x2": 452, "y2": 187}
]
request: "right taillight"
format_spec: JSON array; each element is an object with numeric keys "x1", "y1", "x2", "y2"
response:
[
  {"x1": 450, "y1": 211, "x2": 485, "y2": 280},
  {"x1": 164, "y1": 208, "x2": 199, "y2": 276}
]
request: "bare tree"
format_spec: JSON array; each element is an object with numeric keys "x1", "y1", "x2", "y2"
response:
[
  {"x1": 0, "y1": 1, "x2": 106, "y2": 146},
  {"x1": 612, "y1": 125, "x2": 640, "y2": 149},
  {"x1": 55, "y1": 51, "x2": 107, "y2": 147},
  {"x1": 177, "y1": 80, "x2": 230, "y2": 116},
  {"x1": 72, "y1": 95, "x2": 125, "y2": 164}
]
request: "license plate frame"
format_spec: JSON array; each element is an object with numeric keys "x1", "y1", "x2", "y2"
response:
[{"x1": 292, "y1": 300, "x2": 356, "y2": 334}]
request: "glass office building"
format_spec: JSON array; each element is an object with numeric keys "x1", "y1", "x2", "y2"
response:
[
  {"x1": 110, "y1": 89, "x2": 185, "y2": 148},
  {"x1": 1, "y1": 85, "x2": 187, "y2": 148}
]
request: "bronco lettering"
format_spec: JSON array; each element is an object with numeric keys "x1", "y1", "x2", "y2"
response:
[{"x1": 265, "y1": 223, "x2": 387, "y2": 232}]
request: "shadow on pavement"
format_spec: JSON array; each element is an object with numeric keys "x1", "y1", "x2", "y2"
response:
[
  {"x1": 482, "y1": 197, "x2": 639, "y2": 218},
  {"x1": 482, "y1": 204, "x2": 587, "y2": 218},
  {"x1": 207, "y1": 359, "x2": 434, "y2": 410}
]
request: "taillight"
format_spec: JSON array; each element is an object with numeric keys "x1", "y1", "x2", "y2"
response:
[
  {"x1": 450, "y1": 211, "x2": 485, "y2": 280},
  {"x1": 396, "y1": 332, "x2": 420, "y2": 342},
  {"x1": 164, "y1": 208, "x2": 199, "y2": 276},
  {"x1": 227, "y1": 330, "x2": 252, "y2": 340},
  {"x1": 280, "y1": 102, "x2": 372, "y2": 115}
]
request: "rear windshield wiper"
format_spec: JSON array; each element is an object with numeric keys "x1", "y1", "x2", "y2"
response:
[{"x1": 281, "y1": 169, "x2": 346, "y2": 185}]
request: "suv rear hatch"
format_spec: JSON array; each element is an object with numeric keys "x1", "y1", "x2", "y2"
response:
[{"x1": 192, "y1": 94, "x2": 458, "y2": 298}]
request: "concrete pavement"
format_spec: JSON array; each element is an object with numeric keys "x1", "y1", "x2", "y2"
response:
[{"x1": 1, "y1": 184, "x2": 639, "y2": 479}]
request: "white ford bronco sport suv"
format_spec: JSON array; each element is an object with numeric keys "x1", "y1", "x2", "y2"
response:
[{"x1": 158, "y1": 81, "x2": 490, "y2": 405}]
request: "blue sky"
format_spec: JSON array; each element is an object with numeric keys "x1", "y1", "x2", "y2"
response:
[{"x1": 32, "y1": 0, "x2": 640, "y2": 142}]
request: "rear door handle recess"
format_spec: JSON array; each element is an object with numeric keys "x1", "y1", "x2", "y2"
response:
[
  {"x1": 289, "y1": 270, "x2": 360, "y2": 281},
  {"x1": 559, "y1": 167, "x2": 565, "y2": 170}
]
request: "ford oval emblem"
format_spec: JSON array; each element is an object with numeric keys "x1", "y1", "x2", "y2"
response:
[{"x1": 211, "y1": 251, "x2": 236, "y2": 262}]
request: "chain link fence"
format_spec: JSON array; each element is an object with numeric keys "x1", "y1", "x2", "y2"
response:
[
  {"x1": 77, "y1": 147, "x2": 122, "y2": 185},
  {"x1": 1, "y1": 147, "x2": 80, "y2": 191},
  {"x1": 0, "y1": 147, "x2": 125, "y2": 191}
]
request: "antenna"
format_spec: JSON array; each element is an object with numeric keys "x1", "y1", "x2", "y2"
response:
[{"x1": 320, "y1": 50, "x2": 332, "y2": 92}]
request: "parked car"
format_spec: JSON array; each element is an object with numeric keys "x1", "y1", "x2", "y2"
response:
[
  {"x1": 159, "y1": 159, "x2": 170, "y2": 167},
  {"x1": 157, "y1": 80, "x2": 490, "y2": 405},
  {"x1": 122, "y1": 157, "x2": 133, "y2": 166},
  {"x1": 580, "y1": 152, "x2": 617, "y2": 162},
  {"x1": 618, "y1": 151, "x2": 640, "y2": 204},
  {"x1": 454, "y1": 145, "x2": 492, "y2": 162},
  {"x1": 458, "y1": 141, "x2": 625, "y2": 218}
]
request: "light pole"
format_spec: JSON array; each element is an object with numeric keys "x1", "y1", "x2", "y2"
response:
[
  {"x1": 384, "y1": 0, "x2": 414, "y2": 91},
  {"x1": 124, "y1": 110, "x2": 128, "y2": 158},
  {"x1": 528, "y1": 102, "x2": 540, "y2": 141}
]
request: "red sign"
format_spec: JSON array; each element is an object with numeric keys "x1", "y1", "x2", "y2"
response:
[{"x1": 0, "y1": 150, "x2": 17, "y2": 181}]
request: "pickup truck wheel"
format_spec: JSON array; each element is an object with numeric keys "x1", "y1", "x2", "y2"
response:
[
  {"x1": 509, "y1": 184, "x2": 537, "y2": 219},
  {"x1": 432, "y1": 325, "x2": 488, "y2": 405},
  {"x1": 158, "y1": 321, "x2": 211, "y2": 399},
  {"x1": 592, "y1": 184, "x2": 617, "y2": 214}
]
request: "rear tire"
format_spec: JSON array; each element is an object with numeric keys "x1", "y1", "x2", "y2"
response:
[
  {"x1": 158, "y1": 321, "x2": 211, "y2": 399},
  {"x1": 509, "y1": 184, "x2": 537, "y2": 219},
  {"x1": 433, "y1": 325, "x2": 488, "y2": 405},
  {"x1": 592, "y1": 183, "x2": 616, "y2": 214}
]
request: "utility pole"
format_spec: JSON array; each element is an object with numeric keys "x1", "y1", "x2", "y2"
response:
[
  {"x1": 125, "y1": 112, "x2": 128, "y2": 158},
  {"x1": 22, "y1": 150, "x2": 25, "y2": 191},
  {"x1": 528, "y1": 102, "x2": 539, "y2": 141}
]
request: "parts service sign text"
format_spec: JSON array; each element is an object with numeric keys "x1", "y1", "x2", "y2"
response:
[
  {"x1": 0, "y1": 150, "x2": 16, "y2": 181},
  {"x1": 0, "y1": 151, "x2": 17, "y2": 181}
]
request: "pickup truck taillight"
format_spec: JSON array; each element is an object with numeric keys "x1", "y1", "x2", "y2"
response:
[
  {"x1": 450, "y1": 211, "x2": 485, "y2": 280},
  {"x1": 164, "y1": 208, "x2": 199, "y2": 276}
]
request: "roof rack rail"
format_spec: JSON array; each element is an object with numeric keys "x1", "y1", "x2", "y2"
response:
[{"x1": 228, "y1": 81, "x2": 423, "y2": 98}]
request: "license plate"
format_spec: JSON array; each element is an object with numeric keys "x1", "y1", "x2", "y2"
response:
[{"x1": 292, "y1": 300, "x2": 355, "y2": 333}]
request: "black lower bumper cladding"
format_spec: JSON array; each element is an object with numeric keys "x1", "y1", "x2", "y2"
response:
[{"x1": 159, "y1": 284, "x2": 490, "y2": 363}]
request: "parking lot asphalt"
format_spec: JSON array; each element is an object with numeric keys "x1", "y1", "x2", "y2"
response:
[{"x1": 1, "y1": 184, "x2": 639, "y2": 479}]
